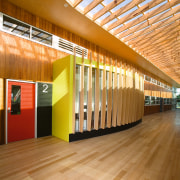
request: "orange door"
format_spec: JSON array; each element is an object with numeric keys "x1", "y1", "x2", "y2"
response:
[{"x1": 7, "y1": 81, "x2": 35, "y2": 143}]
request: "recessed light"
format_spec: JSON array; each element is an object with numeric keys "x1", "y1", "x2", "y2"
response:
[{"x1": 64, "y1": 3, "x2": 68, "y2": 8}]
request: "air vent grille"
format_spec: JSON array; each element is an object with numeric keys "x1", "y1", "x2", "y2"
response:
[
  {"x1": 58, "y1": 37, "x2": 88, "y2": 58},
  {"x1": 58, "y1": 38, "x2": 74, "y2": 52}
]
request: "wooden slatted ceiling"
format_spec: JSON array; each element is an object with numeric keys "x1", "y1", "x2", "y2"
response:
[{"x1": 67, "y1": 0, "x2": 180, "y2": 84}]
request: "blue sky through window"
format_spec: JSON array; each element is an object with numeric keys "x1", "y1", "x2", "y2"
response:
[
  {"x1": 118, "y1": 6, "x2": 138, "y2": 19},
  {"x1": 87, "y1": 4, "x2": 104, "y2": 17},
  {"x1": 102, "y1": 0, "x2": 114, "y2": 6},
  {"x1": 77, "y1": 0, "x2": 93, "y2": 9},
  {"x1": 144, "y1": 1, "x2": 168, "y2": 14},
  {"x1": 111, "y1": 0, "x2": 132, "y2": 13}
]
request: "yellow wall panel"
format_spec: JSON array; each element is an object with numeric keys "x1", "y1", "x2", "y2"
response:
[{"x1": 52, "y1": 55, "x2": 73, "y2": 142}]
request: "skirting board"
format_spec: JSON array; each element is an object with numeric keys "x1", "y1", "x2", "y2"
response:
[{"x1": 69, "y1": 119, "x2": 142, "y2": 142}]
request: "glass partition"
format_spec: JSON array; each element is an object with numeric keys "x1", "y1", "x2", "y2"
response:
[
  {"x1": 75, "y1": 65, "x2": 81, "y2": 132},
  {"x1": 111, "y1": 72, "x2": 114, "y2": 125},
  {"x1": 151, "y1": 96, "x2": 155, "y2": 105},
  {"x1": 99, "y1": 70, "x2": 103, "y2": 128},
  {"x1": 117, "y1": 74, "x2": 119, "y2": 123},
  {"x1": 105, "y1": 71, "x2": 109, "y2": 127},
  {"x1": 83, "y1": 66, "x2": 89, "y2": 131},
  {"x1": 156, "y1": 97, "x2": 160, "y2": 105},
  {"x1": 145, "y1": 96, "x2": 150, "y2": 105},
  {"x1": 169, "y1": 98, "x2": 172, "y2": 105},
  {"x1": 91, "y1": 68, "x2": 96, "y2": 130}
]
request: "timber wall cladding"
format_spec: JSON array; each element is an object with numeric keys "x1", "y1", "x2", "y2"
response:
[
  {"x1": 144, "y1": 81, "x2": 172, "y2": 115},
  {"x1": 0, "y1": 31, "x2": 68, "y2": 82},
  {"x1": 144, "y1": 81, "x2": 172, "y2": 98}
]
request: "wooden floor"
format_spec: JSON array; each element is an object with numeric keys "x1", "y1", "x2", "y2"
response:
[{"x1": 0, "y1": 110, "x2": 180, "y2": 180}]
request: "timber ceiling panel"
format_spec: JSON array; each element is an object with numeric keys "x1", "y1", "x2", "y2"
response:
[{"x1": 67, "y1": 0, "x2": 180, "y2": 84}]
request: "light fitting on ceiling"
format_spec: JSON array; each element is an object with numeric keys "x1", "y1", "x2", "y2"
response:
[{"x1": 64, "y1": 3, "x2": 68, "y2": 8}]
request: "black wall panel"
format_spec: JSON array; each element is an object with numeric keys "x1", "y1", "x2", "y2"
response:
[{"x1": 37, "y1": 83, "x2": 52, "y2": 138}]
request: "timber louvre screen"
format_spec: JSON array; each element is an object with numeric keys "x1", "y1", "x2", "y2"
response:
[{"x1": 73, "y1": 55, "x2": 144, "y2": 133}]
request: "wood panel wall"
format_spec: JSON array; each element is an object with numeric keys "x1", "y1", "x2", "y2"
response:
[
  {"x1": 144, "y1": 81, "x2": 172, "y2": 98},
  {"x1": 0, "y1": 31, "x2": 68, "y2": 82},
  {"x1": 164, "y1": 105, "x2": 172, "y2": 111},
  {"x1": 144, "y1": 81, "x2": 173, "y2": 115},
  {"x1": 144, "y1": 105, "x2": 161, "y2": 116}
]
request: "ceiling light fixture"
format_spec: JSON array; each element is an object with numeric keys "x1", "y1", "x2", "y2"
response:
[{"x1": 64, "y1": 3, "x2": 68, "y2": 8}]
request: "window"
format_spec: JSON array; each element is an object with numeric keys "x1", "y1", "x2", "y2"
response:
[
  {"x1": 105, "y1": 71, "x2": 109, "y2": 127},
  {"x1": 117, "y1": 73, "x2": 119, "y2": 123},
  {"x1": 151, "y1": 96, "x2": 155, "y2": 105},
  {"x1": 11, "y1": 85, "x2": 21, "y2": 115},
  {"x1": 91, "y1": 68, "x2": 96, "y2": 130},
  {"x1": 3, "y1": 15, "x2": 30, "y2": 38},
  {"x1": 75, "y1": 65, "x2": 81, "y2": 132},
  {"x1": 32, "y1": 27, "x2": 52, "y2": 45},
  {"x1": 145, "y1": 96, "x2": 150, "y2": 105},
  {"x1": 151, "y1": 78, "x2": 157, "y2": 84},
  {"x1": 83, "y1": 66, "x2": 89, "y2": 131},
  {"x1": 145, "y1": 75, "x2": 151, "y2": 82},
  {"x1": 169, "y1": 98, "x2": 172, "y2": 105},
  {"x1": 2, "y1": 15, "x2": 52, "y2": 46},
  {"x1": 156, "y1": 97, "x2": 160, "y2": 105},
  {"x1": 111, "y1": 72, "x2": 114, "y2": 124},
  {"x1": 99, "y1": 70, "x2": 103, "y2": 128}
]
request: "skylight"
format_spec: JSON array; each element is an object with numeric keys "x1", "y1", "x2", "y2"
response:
[
  {"x1": 118, "y1": 6, "x2": 138, "y2": 19},
  {"x1": 129, "y1": 20, "x2": 147, "y2": 30},
  {"x1": 134, "y1": 25, "x2": 151, "y2": 34},
  {"x1": 148, "y1": 9, "x2": 170, "y2": 20},
  {"x1": 144, "y1": 1, "x2": 168, "y2": 14},
  {"x1": 152, "y1": 15, "x2": 173, "y2": 26},
  {"x1": 111, "y1": 0, "x2": 132, "y2": 13},
  {"x1": 111, "y1": 24, "x2": 123, "y2": 31},
  {"x1": 103, "y1": 18, "x2": 117, "y2": 28},
  {"x1": 102, "y1": 0, "x2": 114, "y2": 6},
  {"x1": 68, "y1": 0, "x2": 180, "y2": 85},
  {"x1": 139, "y1": 0, "x2": 153, "y2": 7},
  {"x1": 77, "y1": 0, "x2": 93, "y2": 10},
  {"x1": 172, "y1": 3, "x2": 180, "y2": 9},
  {"x1": 86, "y1": 4, "x2": 104, "y2": 18},
  {"x1": 124, "y1": 14, "x2": 143, "y2": 25},
  {"x1": 95, "y1": 12, "x2": 111, "y2": 23}
]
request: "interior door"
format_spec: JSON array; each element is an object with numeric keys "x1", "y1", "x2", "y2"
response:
[{"x1": 7, "y1": 81, "x2": 35, "y2": 143}]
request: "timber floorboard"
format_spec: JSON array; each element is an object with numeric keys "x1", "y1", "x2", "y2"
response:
[{"x1": 0, "y1": 110, "x2": 180, "y2": 180}]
